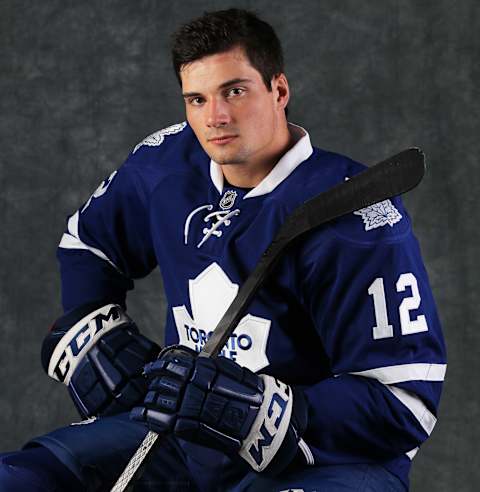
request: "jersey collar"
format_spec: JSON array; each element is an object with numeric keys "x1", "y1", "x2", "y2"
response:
[{"x1": 209, "y1": 123, "x2": 313, "y2": 199}]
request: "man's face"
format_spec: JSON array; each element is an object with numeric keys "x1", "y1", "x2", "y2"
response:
[{"x1": 180, "y1": 46, "x2": 288, "y2": 167}]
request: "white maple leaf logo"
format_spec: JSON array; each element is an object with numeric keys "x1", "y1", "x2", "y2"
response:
[
  {"x1": 354, "y1": 200, "x2": 402, "y2": 231},
  {"x1": 172, "y1": 263, "x2": 271, "y2": 372}
]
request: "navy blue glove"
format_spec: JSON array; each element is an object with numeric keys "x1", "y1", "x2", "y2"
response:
[
  {"x1": 130, "y1": 345, "x2": 309, "y2": 474},
  {"x1": 42, "y1": 302, "x2": 160, "y2": 418}
]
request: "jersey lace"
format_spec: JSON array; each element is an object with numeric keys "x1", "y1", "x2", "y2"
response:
[{"x1": 184, "y1": 205, "x2": 240, "y2": 248}]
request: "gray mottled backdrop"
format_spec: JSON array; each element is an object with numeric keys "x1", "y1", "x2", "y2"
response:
[{"x1": 0, "y1": 0, "x2": 478, "y2": 490}]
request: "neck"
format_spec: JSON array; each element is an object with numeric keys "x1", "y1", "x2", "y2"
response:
[{"x1": 221, "y1": 121, "x2": 296, "y2": 188}]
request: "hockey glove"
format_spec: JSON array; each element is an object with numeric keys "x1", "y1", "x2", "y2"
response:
[
  {"x1": 41, "y1": 302, "x2": 160, "y2": 418},
  {"x1": 130, "y1": 346, "x2": 309, "y2": 475}
]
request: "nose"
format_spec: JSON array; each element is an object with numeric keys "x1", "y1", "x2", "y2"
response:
[{"x1": 206, "y1": 97, "x2": 231, "y2": 128}]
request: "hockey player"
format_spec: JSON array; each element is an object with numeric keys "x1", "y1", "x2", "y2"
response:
[{"x1": 0, "y1": 8, "x2": 446, "y2": 492}]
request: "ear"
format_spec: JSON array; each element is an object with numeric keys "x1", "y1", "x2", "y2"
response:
[{"x1": 272, "y1": 73, "x2": 290, "y2": 111}]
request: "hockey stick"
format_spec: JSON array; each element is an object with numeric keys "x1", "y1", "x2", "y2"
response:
[{"x1": 110, "y1": 147, "x2": 425, "y2": 492}]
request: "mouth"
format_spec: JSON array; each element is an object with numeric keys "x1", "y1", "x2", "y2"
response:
[{"x1": 207, "y1": 135, "x2": 238, "y2": 145}]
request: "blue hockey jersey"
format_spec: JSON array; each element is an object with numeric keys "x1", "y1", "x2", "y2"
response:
[{"x1": 57, "y1": 122, "x2": 446, "y2": 487}]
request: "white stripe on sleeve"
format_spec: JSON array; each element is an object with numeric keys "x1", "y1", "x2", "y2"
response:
[
  {"x1": 58, "y1": 211, "x2": 122, "y2": 273},
  {"x1": 406, "y1": 447, "x2": 419, "y2": 460},
  {"x1": 349, "y1": 363, "x2": 446, "y2": 384},
  {"x1": 387, "y1": 385, "x2": 437, "y2": 435},
  {"x1": 345, "y1": 362, "x2": 445, "y2": 461}
]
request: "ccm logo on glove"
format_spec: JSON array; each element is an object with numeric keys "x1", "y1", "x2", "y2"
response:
[
  {"x1": 47, "y1": 304, "x2": 129, "y2": 384},
  {"x1": 241, "y1": 376, "x2": 292, "y2": 470},
  {"x1": 42, "y1": 302, "x2": 160, "y2": 418}
]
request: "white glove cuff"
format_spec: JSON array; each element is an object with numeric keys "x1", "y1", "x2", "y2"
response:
[
  {"x1": 48, "y1": 304, "x2": 131, "y2": 384},
  {"x1": 239, "y1": 374, "x2": 293, "y2": 472}
]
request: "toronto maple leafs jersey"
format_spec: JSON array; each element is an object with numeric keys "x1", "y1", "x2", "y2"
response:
[{"x1": 57, "y1": 122, "x2": 446, "y2": 488}]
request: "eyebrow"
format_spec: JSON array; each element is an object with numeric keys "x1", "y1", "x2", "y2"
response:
[{"x1": 182, "y1": 78, "x2": 253, "y2": 98}]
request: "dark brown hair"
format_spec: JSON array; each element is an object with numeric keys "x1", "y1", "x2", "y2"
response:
[{"x1": 171, "y1": 8, "x2": 285, "y2": 91}]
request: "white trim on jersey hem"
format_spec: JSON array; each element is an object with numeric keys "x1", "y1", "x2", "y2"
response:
[
  {"x1": 387, "y1": 385, "x2": 437, "y2": 436},
  {"x1": 298, "y1": 437, "x2": 315, "y2": 465},
  {"x1": 348, "y1": 363, "x2": 447, "y2": 384},
  {"x1": 58, "y1": 211, "x2": 122, "y2": 273},
  {"x1": 209, "y1": 122, "x2": 313, "y2": 197}
]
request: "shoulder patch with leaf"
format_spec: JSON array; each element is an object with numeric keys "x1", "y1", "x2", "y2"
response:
[
  {"x1": 133, "y1": 122, "x2": 187, "y2": 154},
  {"x1": 353, "y1": 200, "x2": 402, "y2": 231}
]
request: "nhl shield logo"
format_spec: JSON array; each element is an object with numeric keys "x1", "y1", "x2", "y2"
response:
[{"x1": 219, "y1": 190, "x2": 238, "y2": 210}]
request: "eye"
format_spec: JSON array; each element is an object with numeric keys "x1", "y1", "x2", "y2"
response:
[
  {"x1": 188, "y1": 97, "x2": 205, "y2": 106},
  {"x1": 226, "y1": 87, "x2": 245, "y2": 97}
]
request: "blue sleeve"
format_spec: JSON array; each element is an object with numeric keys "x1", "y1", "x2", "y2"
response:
[
  {"x1": 297, "y1": 196, "x2": 446, "y2": 464},
  {"x1": 57, "y1": 162, "x2": 157, "y2": 312}
]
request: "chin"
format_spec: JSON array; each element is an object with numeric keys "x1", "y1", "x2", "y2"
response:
[
  {"x1": 212, "y1": 157, "x2": 232, "y2": 165},
  {"x1": 209, "y1": 151, "x2": 237, "y2": 165}
]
